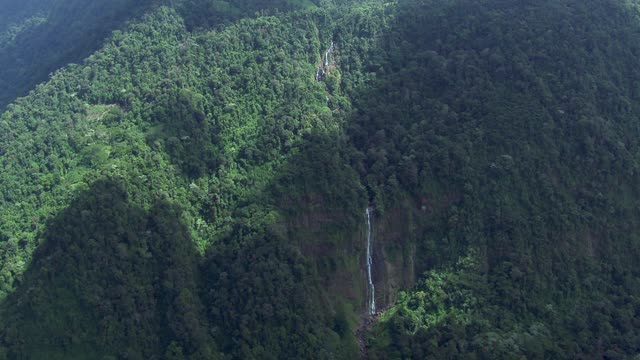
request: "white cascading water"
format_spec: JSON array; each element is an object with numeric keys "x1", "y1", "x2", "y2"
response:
[
  {"x1": 366, "y1": 207, "x2": 376, "y2": 315},
  {"x1": 325, "y1": 41, "x2": 334, "y2": 66},
  {"x1": 316, "y1": 41, "x2": 335, "y2": 81}
]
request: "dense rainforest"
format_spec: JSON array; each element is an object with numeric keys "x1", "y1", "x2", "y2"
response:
[{"x1": 2, "y1": 0, "x2": 640, "y2": 358}]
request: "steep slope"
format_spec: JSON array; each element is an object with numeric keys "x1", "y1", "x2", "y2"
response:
[
  {"x1": 0, "y1": 0, "x2": 325, "y2": 111},
  {"x1": 0, "y1": 0, "x2": 163, "y2": 110},
  {"x1": 2, "y1": 0, "x2": 640, "y2": 359},
  {"x1": 354, "y1": 0, "x2": 640, "y2": 358},
  {"x1": 1, "y1": 180, "x2": 217, "y2": 359},
  {"x1": 0, "y1": 3, "x2": 374, "y2": 358}
]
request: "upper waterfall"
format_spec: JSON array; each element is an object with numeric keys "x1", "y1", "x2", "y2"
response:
[{"x1": 316, "y1": 40, "x2": 335, "y2": 81}]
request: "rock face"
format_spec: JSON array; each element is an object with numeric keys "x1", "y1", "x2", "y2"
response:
[{"x1": 371, "y1": 206, "x2": 418, "y2": 310}]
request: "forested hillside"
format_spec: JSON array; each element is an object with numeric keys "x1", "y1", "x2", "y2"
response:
[
  {"x1": 0, "y1": 0, "x2": 319, "y2": 110},
  {"x1": 0, "y1": 0, "x2": 163, "y2": 110},
  {"x1": 2, "y1": 0, "x2": 640, "y2": 358},
  {"x1": 360, "y1": 1, "x2": 640, "y2": 357}
]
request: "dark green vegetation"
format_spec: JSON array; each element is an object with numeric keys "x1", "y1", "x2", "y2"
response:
[
  {"x1": 2, "y1": 0, "x2": 640, "y2": 358},
  {"x1": 0, "y1": 0, "x2": 161, "y2": 110},
  {"x1": 361, "y1": 1, "x2": 640, "y2": 357},
  {"x1": 0, "y1": 0, "x2": 319, "y2": 110}
]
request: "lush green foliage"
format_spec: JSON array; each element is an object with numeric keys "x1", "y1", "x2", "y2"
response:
[
  {"x1": 0, "y1": 2, "x2": 375, "y2": 358},
  {"x1": 3, "y1": 0, "x2": 640, "y2": 358}
]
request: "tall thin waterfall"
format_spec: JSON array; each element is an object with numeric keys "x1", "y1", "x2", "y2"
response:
[{"x1": 366, "y1": 207, "x2": 376, "y2": 315}]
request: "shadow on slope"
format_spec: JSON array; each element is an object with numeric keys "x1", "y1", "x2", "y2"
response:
[
  {"x1": 0, "y1": 0, "x2": 158, "y2": 111},
  {"x1": 348, "y1": 0, "x2": 640, "y2": 357},
  {"x1": 0, "y1": 179, "x2": 216, "y2": 360}
]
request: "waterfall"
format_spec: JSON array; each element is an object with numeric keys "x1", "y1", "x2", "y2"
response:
[
  {"x1": 324, "y1": 41, "x2": 334, "y2": 66},
  {"x1": 366, "y1": 207, "x2": 376, "y2": 316},
  {"x1": 316, "y1": 41, "x2": 335, "y2": 82}
]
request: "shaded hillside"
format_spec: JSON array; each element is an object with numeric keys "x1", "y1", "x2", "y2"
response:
[
  {"x1": 0, "y1": 0, "x2": 160, "y2": 110},
  {"x1": 355, "y1": 0, "x2": 640, "y2": 358},
  {"x1": 0, "y1": 0, "x2": 325, "y2": 110},
  {"x1": 0, "y1": 180, "x2": 217, "y2": 359}
]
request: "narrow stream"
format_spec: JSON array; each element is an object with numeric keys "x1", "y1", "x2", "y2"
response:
[{"x1": 366, "y1": 207, "x2": 376, "y2": 316}]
